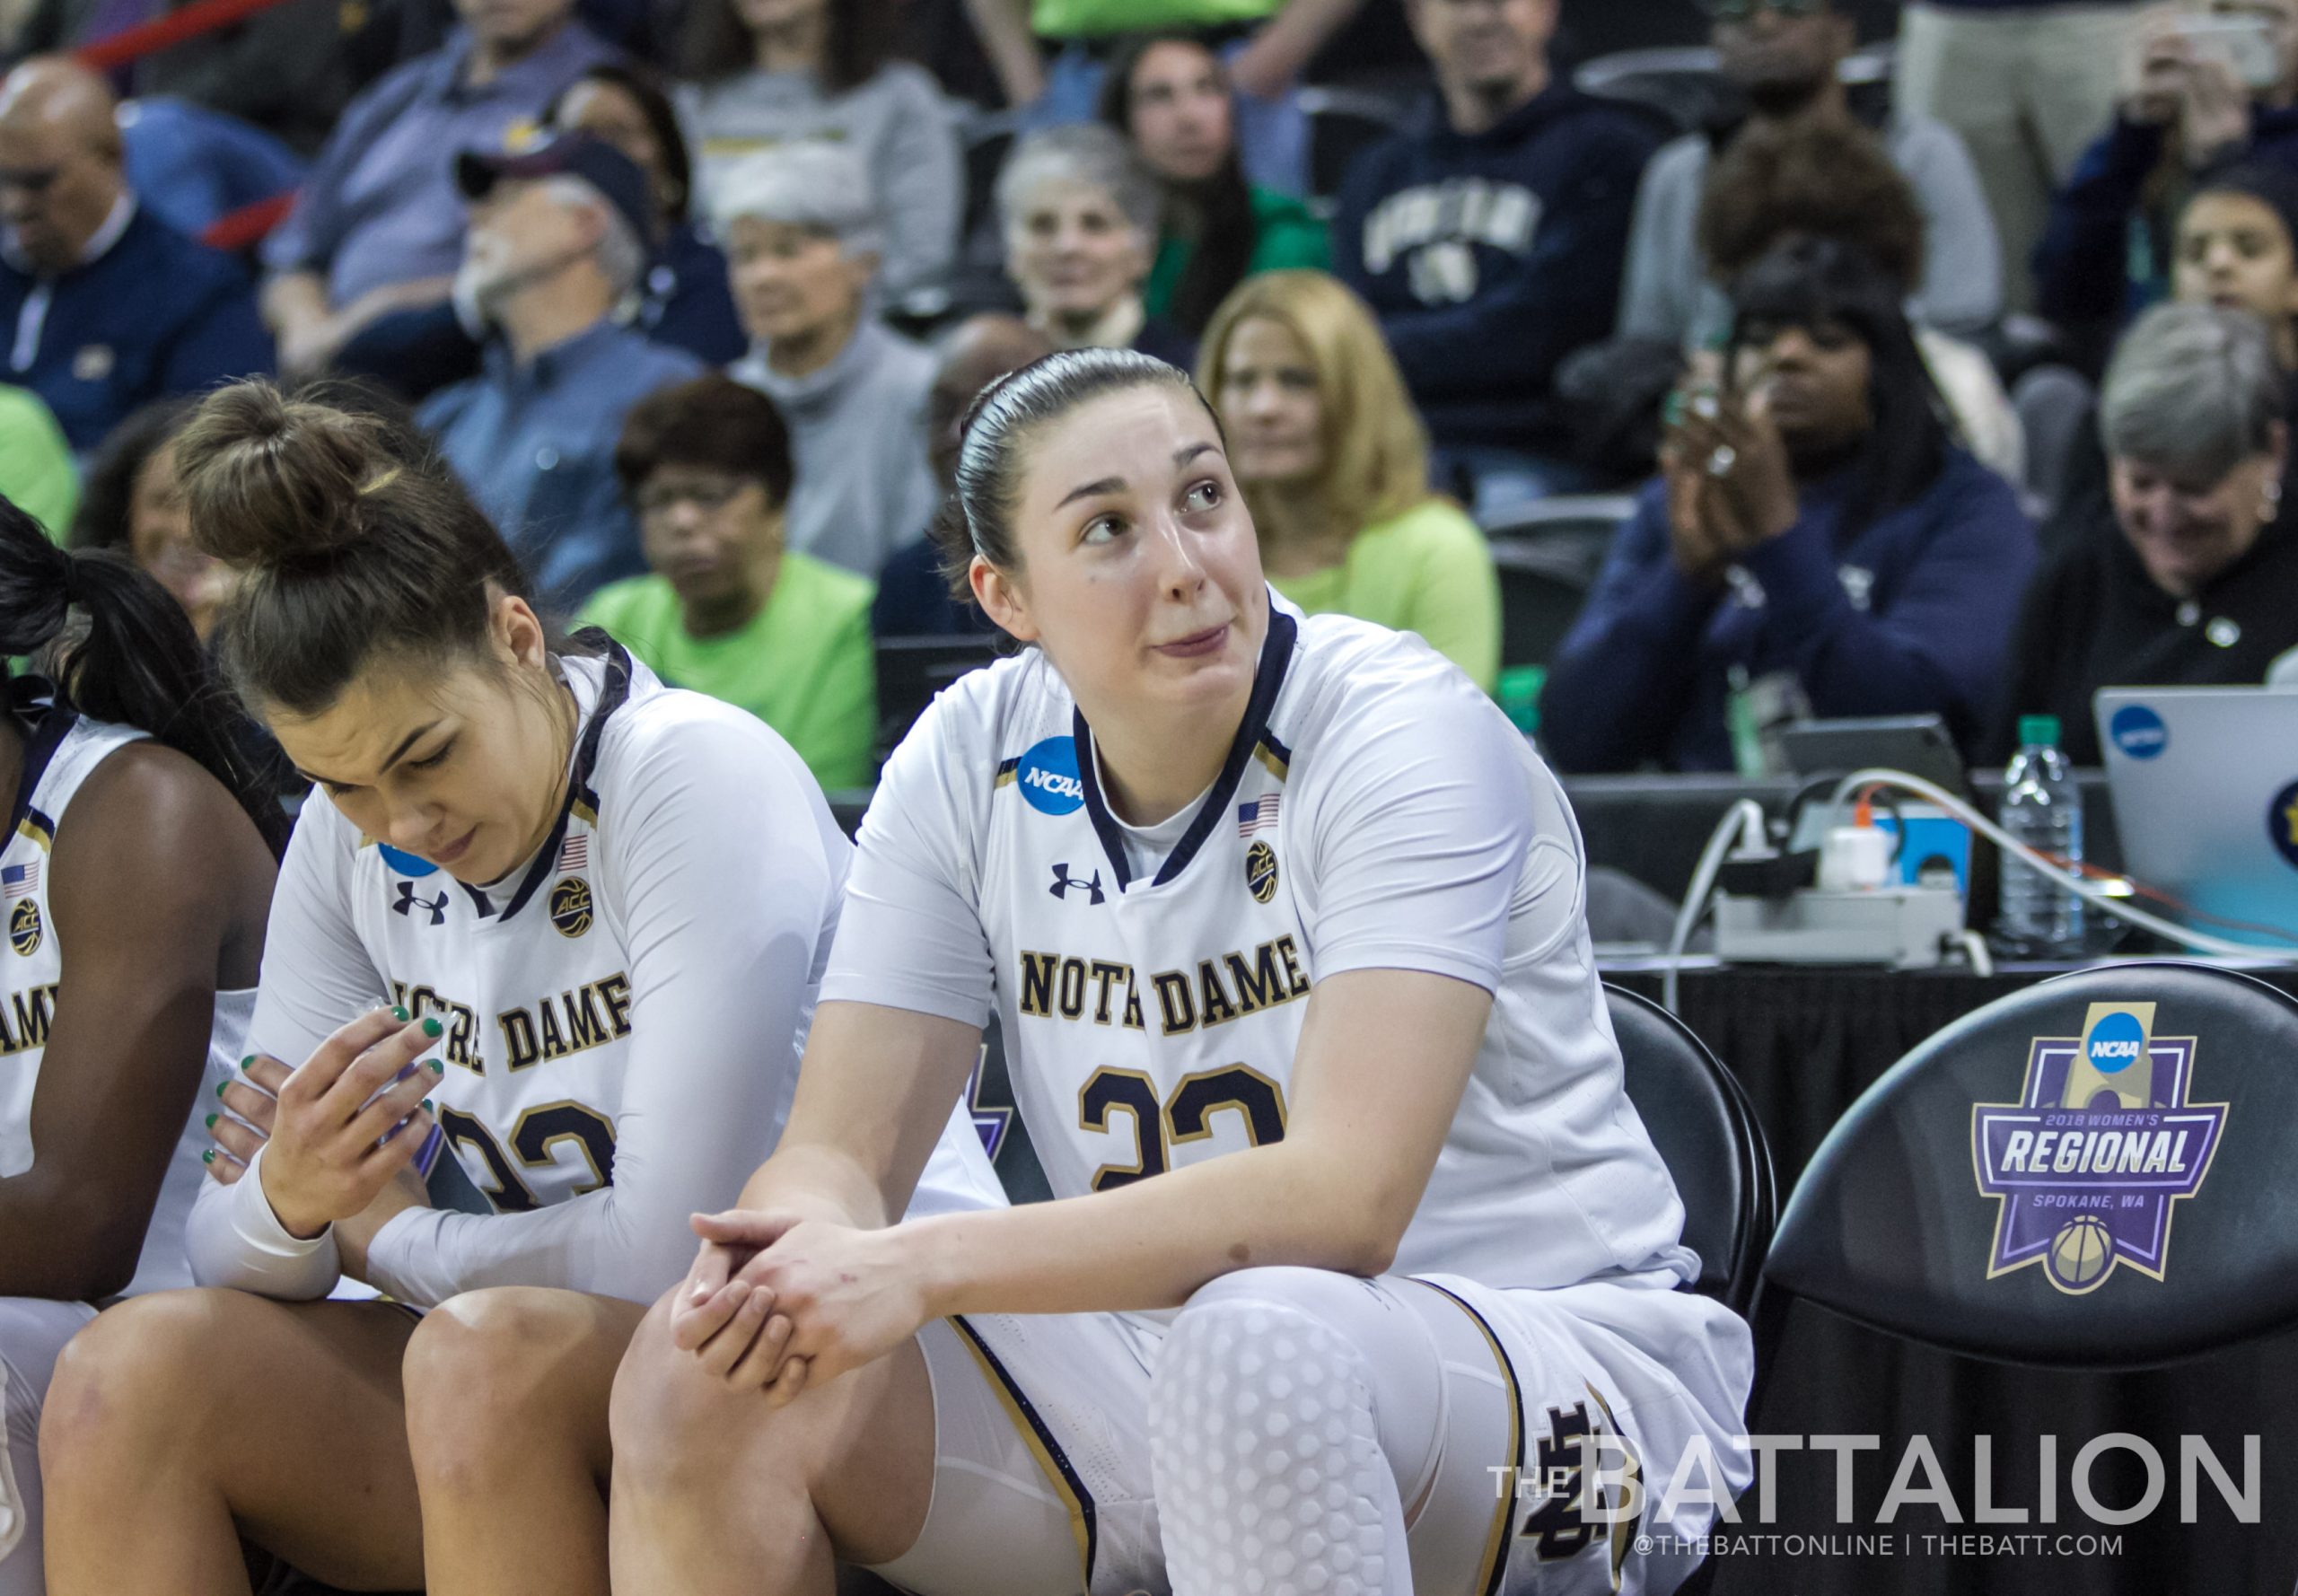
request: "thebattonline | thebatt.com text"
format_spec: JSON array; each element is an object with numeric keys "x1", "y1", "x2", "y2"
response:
[{"x1": 1490, "y1": 1433, "x2": 2261, "y2": 1527}]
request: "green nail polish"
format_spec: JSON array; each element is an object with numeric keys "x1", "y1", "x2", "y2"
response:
[
  {"x1": 421, "y1": 1015, "x2": 443, "y2": 1039},
  {"x1": 215, "y1": 1080, "x2": 228, "y2": 1098},
  {"x1": 428, "y1": 1059, "x2": 445, "y2": 1075},
  {"x1": 202, "y1": 1148, "x2": 215, "y2": 1164},
  {"x1": 240, "y1": 1055, "x2": 254, "y2": 1070},
  {"x1": 392, "y1": 1005, "x2": 410, "y2": 1022},
  {"x1": 205, "y1": 1113, "x2": 218, "y2": 1129},
  {"x1": 422, "y1": 1099, "x2": 434, "y2": 1112}
]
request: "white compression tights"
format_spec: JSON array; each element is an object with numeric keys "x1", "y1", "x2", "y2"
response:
[{"x1": 1147, "y1": 1267, "x2": 1493, "y2": 1596}]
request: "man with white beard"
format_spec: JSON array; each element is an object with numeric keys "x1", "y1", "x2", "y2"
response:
[{"x1": 418, "y1": 134, "x2": 704, "y2": 610}]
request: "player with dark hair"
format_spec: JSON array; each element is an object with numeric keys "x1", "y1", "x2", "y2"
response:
[
  {"x1": 0, "y1": 490, "x2": 280, "y2": 1596},
  {"x1": 36, "y1": 381, "x2": 1001, "y2": 1596},
  {"x1": 609, "y1": 347, "x2": 1754, "y2": 1596}
]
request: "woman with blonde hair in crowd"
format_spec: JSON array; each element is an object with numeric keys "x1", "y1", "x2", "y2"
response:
[{"x1": 1199, "y1": 269, "x2": 1499, "y2": 690}]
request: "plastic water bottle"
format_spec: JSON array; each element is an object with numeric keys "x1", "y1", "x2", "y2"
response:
[{"x1": 1997, "y1": 715, "x2": 2086, "y2": 958}]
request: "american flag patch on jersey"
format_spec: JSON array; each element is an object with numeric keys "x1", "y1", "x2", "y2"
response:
[
  {"x1": 2, "y1": 863, "x2": 36, "y2": 898},
  {"x1": 558, "y1": 836, "x2": 588, "y2": 873},
  {"x1": 1236, "y1": 794, "x2": 1279, "y2": 837}
]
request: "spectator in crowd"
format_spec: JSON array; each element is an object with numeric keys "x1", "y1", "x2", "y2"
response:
[
  {"x1": 0, "y1": 58, "x2": 272, "y2": 452},
  {"x1": 872, "y1": 311, "x2": 1048, "y2": 635},
  {"x1": 582, "y1": 374, "x2": 877, "y2": 787},
  {"x1": 419, "y1": 136, "x2": 703, "y2": 609},
  {"x1": 1695, "y1": 117, "x2": 2026, "y2": 485},
  {"x1": 1619, "y1": 0, "x2": 1999, "y2": 346},
  {"x1": 69, "y1": 398, "x2": 238, "y2": 639},
  {"x1": 335, "y1": 61, "x2": 746, "y2": 399},
  {"x1": 259, "y1": 0, "x2": 617, "y2": 380},
  {"x1": 960, "y1": 0, "x2": 1356, "y2": 196},
  {"x1": 2042, "y1": 162, "x2": 2298, "y2": 549},
  {"x1": 1539, "y1": 238, "x2": 2037, "y2": 774},
  {"x1": 1331, "y1": 0, "x2": 1661, "y2": 519},
  {"x1": 1098, "y1": 33, "x2": 1327, "y2": 338},
  {"x1": 0, "y1": 383, "x2": 74, "y2": 536},
  {"x1": 1897, "y1": 0, "x2": 2142, "y2": 315},
  {"x1": 2038, "y1": 0, "x2": 2298, "y2": 334},
  {"x1": 676, "y1": 0, "x2": 960, "y2": 302},
  {"x1": 10, "y1": 0, "x2": 356, "y2": 154},
  {"x1": 2001, "y1": 303, "x2": 2298, "y2": 762},
  {"x1": 1200, "y1": 268, "x2": 1500, "y2": 688},
  {"x1": 722, "y1": 142, "x2": 938, "y2": 578},
  {"x1": 1000, "y1": 122, "x2": 1197, "y2": 366}
]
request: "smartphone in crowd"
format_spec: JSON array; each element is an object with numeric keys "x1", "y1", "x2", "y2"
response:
[{"x1": 2173, "y1": 12, "x2": 2280, "y2": 91}]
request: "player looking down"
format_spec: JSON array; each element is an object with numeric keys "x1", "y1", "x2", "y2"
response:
[
  {"x1": 0, "y1": 494, "x2": 281, "y2": 1596},
  {"x1": 35, "y1": 382, "x2": 1002, "y2": 1596},
  {"x1": 610, "y1": 348, "x2": 1756, "y2": 1596}
]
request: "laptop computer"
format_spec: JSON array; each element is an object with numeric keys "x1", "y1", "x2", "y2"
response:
[{"x1": 2093, "y1": 686, "x2": 2298, "y2": 948}]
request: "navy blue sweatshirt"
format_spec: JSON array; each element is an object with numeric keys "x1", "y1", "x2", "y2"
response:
[
  {"x1": 1330, "y1": 83, "x2": 1660, "y2": 452},
  {"x1": 1539, "y1": 448, "x2": 2039, "y2": 773},
  {"x1": 0, "y1": 204, "x2": 272, "y2": 452},
  {"x1": 2035, "y1": 107, "x2": 2298, "y2": 328}
]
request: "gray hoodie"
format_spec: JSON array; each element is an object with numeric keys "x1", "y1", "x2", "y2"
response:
[
  {"x1": 731, "y1": 319, "x2": 939, "y2": 579},
  {"x1": 680, "y1": 65, "x2": 961, "y2": 299}
]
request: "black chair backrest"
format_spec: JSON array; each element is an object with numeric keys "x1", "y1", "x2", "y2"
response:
[
  {"x1": 874, "y1": 634, "x2": 1004, "y2": 769},
  {"x1": 1493, "y1": 543, "x2": 1596, "y2": 669},
  {"x1": 1606, "y1": 984, "x2": 1776, "y2": 1315},
  {"x1": 1757, "y1": 961, "x2": 2298, "y2": 1368}
]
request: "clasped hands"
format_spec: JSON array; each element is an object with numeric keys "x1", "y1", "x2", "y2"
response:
[
  {"x1": 1660, "y1": 378, "x2": 1800, "y2": 586},
  {"x1": 669, "y1": 1206, "x2": 930, "y2": 1409}
]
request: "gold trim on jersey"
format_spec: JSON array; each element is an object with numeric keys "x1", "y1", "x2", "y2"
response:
[
  {"x1": 995, "y1": 757, "x2": 1021, "y2": 789},
  {"x1": 14, "y1": 811, "x2": 52, "y2": 853},
  {"x1": 947, "y1": 1316, "x2": 1096, "y2": 1585},
  {"x1": 1417, "y1": 1279, "x2": 1522, "y2": 1596},
  {"x1": 1251, "y1": 739, "x2": 1289, "y2": 782}
]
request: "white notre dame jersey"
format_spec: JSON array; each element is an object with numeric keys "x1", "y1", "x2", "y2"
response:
[
  {"x1": 826, "y1": 596, "x2": 1697, "y2": 1299},
  {"x1": 214, "y1": 643, "x2": 1003, "y2": 1308},
  {"x1": 0, "y1": 708, "x2": 250, "y2": 1296}
]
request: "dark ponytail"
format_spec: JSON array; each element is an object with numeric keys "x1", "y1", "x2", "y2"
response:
[
  {"x1": 175, "y1": 380, "x2": 536, "y2": 719},
  {"x1": 0, "y1": 494, "x2": 289, "y2": 854},
  {"x1": 928, "y1": 346, "x2": 1213, "y2": 600}
]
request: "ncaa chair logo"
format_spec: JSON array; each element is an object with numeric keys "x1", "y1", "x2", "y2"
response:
[
  {"x1": 1972, "y1": 1003, "x2": 2226, "y2": 1294},
  {"x1": 1008, "y1": 737, "x2": 1084, "y2": 816},
  {"x1": 2108, "y1": 704, "x2": 2168, "y2": 760}
]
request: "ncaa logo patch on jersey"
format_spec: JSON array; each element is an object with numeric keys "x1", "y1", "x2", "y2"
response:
[
  {"x1": 378, "y1": 843, "x2": 441, "y2": 878},
  {"x1": 1245, "y1": 840, "x2": 1279, "y2": 904},
  {"x1": 1005, "y1": 737, "x2": 1084, "y2": 816},
  {"x1": 7, "y1": 899, "x2": 39, "y2": 958},
  {"x1": 549, "y1": 875, "x2": 594, "y2": 938}
]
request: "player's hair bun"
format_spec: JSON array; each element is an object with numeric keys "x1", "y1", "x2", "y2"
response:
[{"x1": 176, "y1": 380, "x2": 395, "y2": 569}]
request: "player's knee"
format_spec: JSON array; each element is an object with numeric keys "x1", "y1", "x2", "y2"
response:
[
  {"x1": 609, "y1": 1287, "x2": 750, "y2": 1495},
  {"x1": 40, "y1": 1291, "x2": 230, "y2": 1477},
  {"x1": 403, "y1": 1288, "x2": 596, "y2": 1488}
]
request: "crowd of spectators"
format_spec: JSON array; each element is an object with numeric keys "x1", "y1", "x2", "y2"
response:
[{"x1": 4, "y1": 0, "x2": 2298, "y2": 790}]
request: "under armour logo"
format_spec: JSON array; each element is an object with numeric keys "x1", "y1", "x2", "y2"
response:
[
  {"x1": 393, "y1": 881, "x2": 449, "y2": 925},
  {"x1": 1048, "y1": 863, "x2": 1104, "y2": 905}
]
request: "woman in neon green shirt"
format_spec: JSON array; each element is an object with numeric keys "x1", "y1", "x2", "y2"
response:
[
  {"x1": 1101, "y1": 35, "x2": 1329, "y2": 338},
  {"x1": 1200, "y1": 269, "x2": 1500, "y2": 690},
  {"x1": 582, "y1": 373, "x2": 878, "y2": 790}
]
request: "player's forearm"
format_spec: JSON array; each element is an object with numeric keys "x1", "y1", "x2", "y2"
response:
[
  {"x1": 902, "y1": 1137, "x2": 1399, "y2": 1318},
  {"x1": 735, "y1": 1143, "x2": 896, "y2": 1232}
]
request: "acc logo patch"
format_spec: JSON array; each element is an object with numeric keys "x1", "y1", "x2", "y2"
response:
[
  {"x1": 2269, "y1": 781, "x2": 2298, "y2": 872},
  {"x1": 1010, "y1": 737, "x2": 1084, "y2": 817},
  {"x1": 8, "y1": 899, "x2": 39, "y2": 958},
  {"x1": 548, "y1": 876, "x2": 593, "y2": 938},
  {"x1": 1971, "y1": 1002, "x2": 2225, "y2": 1294},
  {"x1": 1245, "y1": 840, "x2": 1279, "y2": 904},
  {"x1": 2108, "y1": 704, "x2": 2168, "y2": 761}
]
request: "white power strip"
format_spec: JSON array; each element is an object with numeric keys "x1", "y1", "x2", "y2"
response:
[{"x1": 1714, "y1": 885, "x2": 1969, "y2": 969}]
